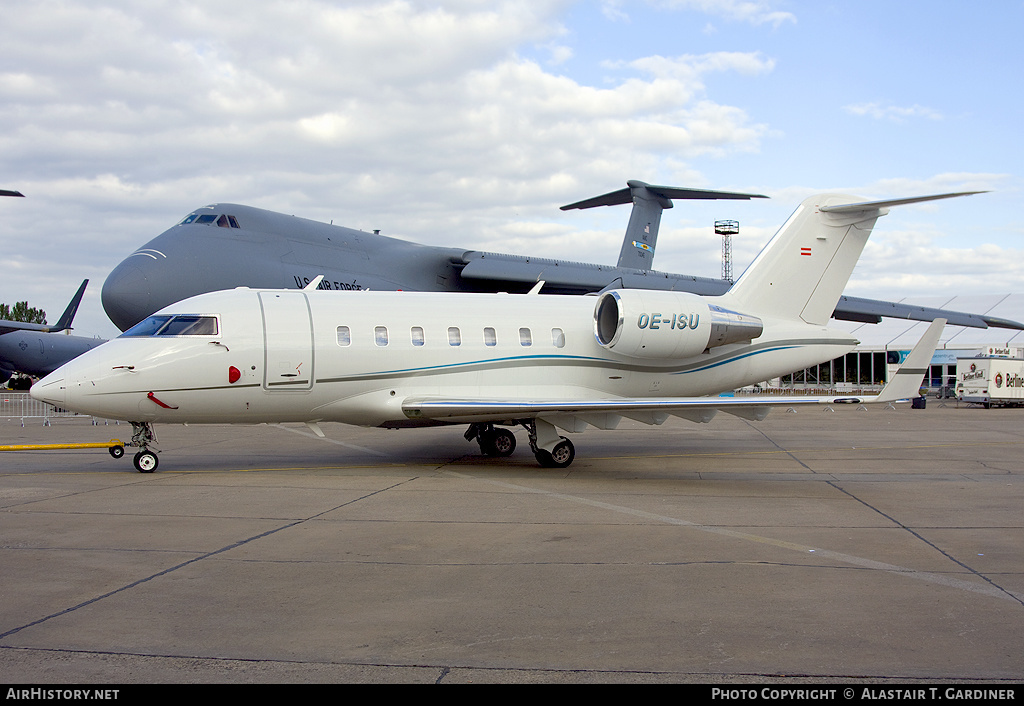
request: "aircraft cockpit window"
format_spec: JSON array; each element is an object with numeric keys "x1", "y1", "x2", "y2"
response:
[
  {"x1": 120, "y1": 314, "x2": 219, "y2": 338},
  {"x1": 160, "y1": 315, "x2": 219, "y2": 336},
  {"x1": 178, "y1": 212, "x2": 241, "y2": 228},
  {"x1": 120, "y1": 315, "x2": 173, "y2": 337},
  {"x1": 216, "y1": 215, "x2": 242, "y2": 228}
]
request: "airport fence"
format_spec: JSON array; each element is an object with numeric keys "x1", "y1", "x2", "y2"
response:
[{"x1": 0, "y1": 392, "x2": 119, "y2": 427}]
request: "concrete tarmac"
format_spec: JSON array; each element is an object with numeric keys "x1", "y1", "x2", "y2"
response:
[{"x1": 0, "y1": 401, "x2": 1021, "y2": 684}]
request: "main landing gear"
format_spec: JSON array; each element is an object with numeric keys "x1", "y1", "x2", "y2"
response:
[
  {"x1": 465, "y1": 420, "x2": 575, "y2": 468},
  {"x1": 465, "y1": 423, "x2": 517, "y2": 457},
  {"x1": 129, "y1": 422, "x2": 159, "y2": 473}
]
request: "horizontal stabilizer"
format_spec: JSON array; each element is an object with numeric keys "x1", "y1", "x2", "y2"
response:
[
  {"x1": 560, "y1": 181, "x2": 768, "y2": 211},
  {"x1": 819, "y1": 191, "x2": 986, "y2": 214}
]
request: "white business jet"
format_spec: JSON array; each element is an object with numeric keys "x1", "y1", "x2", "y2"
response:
[{"x1": 32, "y1": 192, "x2": 956, "y2": 472}]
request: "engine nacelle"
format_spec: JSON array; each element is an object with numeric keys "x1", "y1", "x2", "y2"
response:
[{"x1": 593, "y1": 290, "x2": 763, "y2": 359}]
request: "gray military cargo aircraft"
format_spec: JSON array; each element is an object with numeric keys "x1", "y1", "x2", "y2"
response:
[
  {"x1": 100, "y1": 180, "x2": 1021, "y2": 333},
  {"x1": 0, "y1": 280, "x2": 106, "y2": 382}
]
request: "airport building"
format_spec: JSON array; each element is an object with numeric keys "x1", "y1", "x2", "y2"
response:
[{"x1": 765, "y1": 294, "x2": 1024, "y2": 395}]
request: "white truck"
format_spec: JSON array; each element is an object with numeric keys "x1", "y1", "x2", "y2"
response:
[{"x1": 955, "y1": 357, "x2": 1024, "y2": 407}]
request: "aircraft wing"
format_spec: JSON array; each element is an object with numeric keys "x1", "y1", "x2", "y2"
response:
[
  {"x1": 403, "y1": 320, "x2": 944, "y2": 428},
  {"x1": 456, "y1": 251, "x2": 732, "y2": 295},
  {"x1": 456, "y1": 253, "x2": 1024, "y2": 329},
  {"x1": 832, "y1": 295, "x2": 1022, "y2": 329}
]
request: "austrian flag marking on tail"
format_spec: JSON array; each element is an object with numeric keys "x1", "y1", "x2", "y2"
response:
[{"x1": 800, "y1": 247, "x2": 812, "y2": 256}]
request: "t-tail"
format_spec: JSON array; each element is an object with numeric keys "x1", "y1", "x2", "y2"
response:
[
  {"x1": 560, "y1": 180, "x2": 767, "y2": 271},
  {"x1": 720, "y1": 192, "x2": 986, "y2": 325}
]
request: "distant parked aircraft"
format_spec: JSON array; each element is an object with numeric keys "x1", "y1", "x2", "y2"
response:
[{"x1": 100, "y1": 181, "x2": 1017, "y2": 333}]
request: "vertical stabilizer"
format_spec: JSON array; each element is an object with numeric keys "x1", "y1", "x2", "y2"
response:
[
  {"x1": 721, "y1": 191, "x2": 984, "y2": 325},
  {"x1": 616, "y1": 181, "x2": 671, "y2": 269},
  {"x1": 52, "y1": 279, "x2": 90, "y2": 331},
  {"x1": 722, "y1": 194, "x2": 878, "y2": 325}
]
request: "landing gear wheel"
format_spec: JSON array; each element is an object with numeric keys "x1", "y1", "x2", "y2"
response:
[
  {"x1": 133, "y1": 450, "x2": 159, "y2": 473},
  {"x1": 535, "y1": 437, "x2": 575, "y2": 468},
  {"x1": 481, "y1": 428, "x2": 517, "y2": 457},
  {"x1": 109, "y1": 445, "x2": 125, "y2": 459}
]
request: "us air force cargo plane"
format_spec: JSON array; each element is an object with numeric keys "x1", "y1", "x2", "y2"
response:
[
  {"x1": 36, "y1": 192, "x2": 951, "y2": 472},
  {"x1": 100, "y1": 181, "x2": 1019, "y2": 333},
  {"x1": 0, "y1": 280, "x2": 105, "y2": 382}
]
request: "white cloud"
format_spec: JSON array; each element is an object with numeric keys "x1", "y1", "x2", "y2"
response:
[
  {"x1": 844, "y1": 102, "x2": 943, "y2": 122},
  {"x1": 655, "y1": 0, "x2": 796, "y2": 27},
  {"x1": 850, "y1": 231, "x2": 1024, "y2": 298}
]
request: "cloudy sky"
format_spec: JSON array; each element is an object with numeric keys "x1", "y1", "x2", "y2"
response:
[{"x1": 2, "y1": 0, "x2": 1021, "y2": 338}]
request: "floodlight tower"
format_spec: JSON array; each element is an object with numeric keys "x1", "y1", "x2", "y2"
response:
[{"x1": 716, "y1": 219, "x2": 739, "y2": 283}]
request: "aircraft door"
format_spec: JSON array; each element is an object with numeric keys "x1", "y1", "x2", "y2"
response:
[{"x1": 259, "y1": 291, "x2": 314, "y2": 391}]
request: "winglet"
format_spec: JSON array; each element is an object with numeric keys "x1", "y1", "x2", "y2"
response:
[
  {"x1": 875, "y1": 319, "x2": 946, "y2": 403},
  {"x1": 52, "y1": 279, "x2": 89, "y2": 331}
]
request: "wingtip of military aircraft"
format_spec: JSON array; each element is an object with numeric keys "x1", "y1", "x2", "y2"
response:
[{"x1": 982, "y1": 314, "x2": 1024, "y2": 331}]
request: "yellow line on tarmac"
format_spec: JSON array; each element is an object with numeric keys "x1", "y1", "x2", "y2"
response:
[{"x1": 0, "y1": 440, "x2": 123, "y2": 452}]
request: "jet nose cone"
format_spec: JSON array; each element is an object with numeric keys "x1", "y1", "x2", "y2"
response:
[
  {"x1": 102, "y1": 260, "x2": 153, "y2": 331},
  {"x1": 31, "y1": 372, "x2": 65, "y2": 408}
]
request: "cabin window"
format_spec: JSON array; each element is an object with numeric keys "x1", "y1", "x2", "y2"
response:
[
  {"x1": 519, "y1": 327, "x2": 532, "y2": 347},
  {"x1": 483, "y1": 327, "x2": 496, "y2": 347},
  {"x1": 551, "y1": 328, "x2": 565, "y2": 348},
  {"x1": 448, "y1": 327, "x2": 461, "y2": 346},
  {"x1": 375, "y1": 326, "x2": 389, "y2": 347},
  {"x1": 119, "y1": 314, "x2": 218, "y2": 337},
  {"x1": 336, "y1": 326, "x2": 351, "y2": 346},
  {"x1": 411, "y1": 326, "x2": 425, "y2": 346}
]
